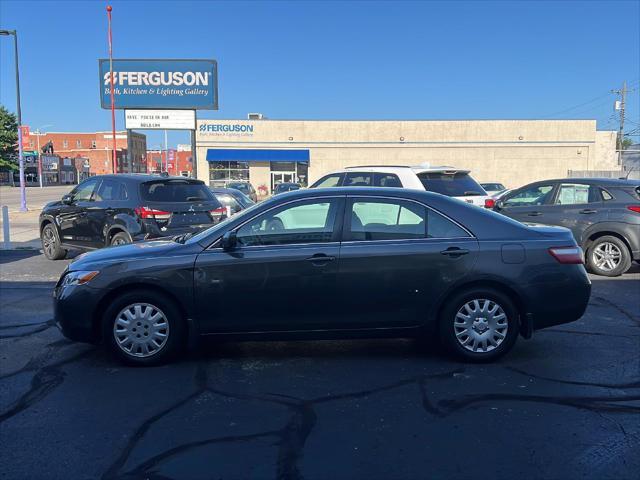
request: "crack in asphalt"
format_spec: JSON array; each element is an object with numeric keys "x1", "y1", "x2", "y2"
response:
[
  {"x1": 592, "y1": 296, "x2": 640, "y2": 327},
  {"x1": 0, "y1": 348, "x2": 94, "y2": 423},
  {"x1": 505, "y1": 366, "x2": 640, "y2": 390},
  {"x1": 100, "y1": 363, "x2": 640, "y2": 480},
  {"x1": 0, "y1": 319, "x2": 57, "y2": 339}
]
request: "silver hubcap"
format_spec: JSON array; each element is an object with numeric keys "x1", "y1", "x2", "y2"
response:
[
  {"x1": 454, "y1": 299, "x2": 508, "y2": 353},
  {"x1": 113, "y1": 303, "x2": 170, "y2": 358},
  {"x1": 42, "y1": 227, "x2": 56, "y2": 257},
  {"x1": 592, "y1": 242, "x2": 621, "y2": 272},
  {"x1": 112, "y1": 237, "x2": 128, "y2": 246}
]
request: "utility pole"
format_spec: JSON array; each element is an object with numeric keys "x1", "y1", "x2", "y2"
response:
[{"x1": 612, "y1": 81, "x2": 627, "y2": 158}]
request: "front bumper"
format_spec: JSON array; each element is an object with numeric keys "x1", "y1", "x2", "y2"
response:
[{"x1": 53, "y1": 283, "x2": 101, "y2": 343}]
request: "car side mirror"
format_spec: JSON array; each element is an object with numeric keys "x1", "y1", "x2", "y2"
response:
[
  {"x1": 495, "y1": 199, "x2": 505, "y2": 210},
  {"x1": 221, "y1": 230, "x2": 237, "y2": 251},
  {"x1": 62, "y1": 194, "x2": 73, "y2": 205}
]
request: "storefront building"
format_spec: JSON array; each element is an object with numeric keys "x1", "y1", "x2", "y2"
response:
[{"x1": 195, "y1": 119, "x2": 618, "y2": 196}]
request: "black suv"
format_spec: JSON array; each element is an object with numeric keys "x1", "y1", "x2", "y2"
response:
[
  {"x1": 40, "y1": 174, "x2": 225, "y2": 260},
  {"x1": 494, "y1": 178, "x2": 640, "y2": 276}
]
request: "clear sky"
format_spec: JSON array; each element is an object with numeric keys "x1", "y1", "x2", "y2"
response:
[{"x1": 1, "y1": 0, "x2": 639, "y2": 148}]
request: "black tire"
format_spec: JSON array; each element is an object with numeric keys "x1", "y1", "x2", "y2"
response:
[
  {"x1": 41, "y1": 223, "x2": 67, "y2": 260},
  {"x1": 438, "y1": 288, "x2": 519, "y2": 362},
  {"x1": 110, "y1": 231, "x2": 132, "y2": 247},
  {"x1": 586, "y1": 235, "x2": 631, "y2": 277},
  {"x1": 103, "y1": 289, "x2": 186, "y2": 366}
]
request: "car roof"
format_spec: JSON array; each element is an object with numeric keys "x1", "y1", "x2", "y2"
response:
[
  {"x1": 342, "y1": 165, "x2": 470, "y2": 174},
  {"x1": 527, "y1": 178, "x2": 639, "y2": 187},
  {"x1": 273, "y1": 186, "x2": 441, "y2": 200},
  {"x1": 91, "y1": 174, "x2": 203, "y2": 183}
]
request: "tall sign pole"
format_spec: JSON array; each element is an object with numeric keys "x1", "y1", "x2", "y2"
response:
[{"x1": 107, "y1": 6, "x2": 117, "y2": 174}]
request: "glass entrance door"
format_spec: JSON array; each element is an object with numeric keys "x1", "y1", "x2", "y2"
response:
[{"x1": 271, "y1": 172, "x2": 295, "y2": 191}]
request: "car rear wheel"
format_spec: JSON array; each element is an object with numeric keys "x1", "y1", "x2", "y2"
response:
[
  {"x1": 439, "y1": 288, "x2": 519, "y2": 362},
  {"x1": 103, "y1": 290, "x2": 185, "y2": 366},
  {"x1": 110, "y1": 231, "x2": 131, "y2": 247},
  {"x1": 41, "y1": 224, "x2": 67, "y2": 260},
  {"x1": 586, "y1": 236, "x2": 631, "y2": 277}
]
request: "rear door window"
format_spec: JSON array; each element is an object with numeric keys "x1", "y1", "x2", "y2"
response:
[
  {"x1": 348, "y1": 199, "x2": 426, "y2": 241},
  {"x1": 344, "y1": 172, "x2": 373, "y2": 187},
  {"x1": 140, "y1": 181, "x2": 216, "y2": 203},
  {"x1": 347, "y1": 198, "x2": 471, "y2": 241},
  {"x1": 554, "y1": 183, "x2": 600, "y2": 205},
  {"x1": 374, "y1": 173, "x2": 402, "y2": 187},
  {"x1": 95, "y1": 179, "x2": 128, "y2": 201},
  {"x1": 417, "y1": 172, "x2": 485, "y2": 196}
]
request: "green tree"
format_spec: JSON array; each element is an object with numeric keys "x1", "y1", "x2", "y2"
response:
[
  {"x1": 621, "y1": 138, "x2": 633, "y2": 150},
  {"x1": 0, "y1": 104, "x2": 19, "y2": 170}
]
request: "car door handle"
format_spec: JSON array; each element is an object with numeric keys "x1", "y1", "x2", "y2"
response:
[
  {"x1": 440, "y1": 247, "x2": 470, "y2": 257},
  {"x1": 579, "y1": 209, "x2": 597, "y2": 214},
  {"x1": 527, "y1": 212, "x2": 543, "y2": 217},
  {"x1": 305, "y1": 254, "x2": 336, "y2": 265}
]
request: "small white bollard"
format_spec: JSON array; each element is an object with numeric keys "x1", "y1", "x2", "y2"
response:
[{"x1": 2, "y1": 205, "x2": 11, "y2": 250}]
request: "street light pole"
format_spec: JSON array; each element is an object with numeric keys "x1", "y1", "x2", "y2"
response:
[{"x1": 1, "y1": 29, "x2": 27, "y2": 211}]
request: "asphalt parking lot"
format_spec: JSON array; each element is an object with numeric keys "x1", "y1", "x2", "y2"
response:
[{"x1": 1, "y1": 250, "x2": 639, "y2": 480}]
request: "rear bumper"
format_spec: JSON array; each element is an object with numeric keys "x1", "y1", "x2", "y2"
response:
[
  {"x1": 140, "y1": 219, "x2": 218, "y2": 240},
  {"x1": 526, "y1": 266, "x2": 592, "y2": 331}
]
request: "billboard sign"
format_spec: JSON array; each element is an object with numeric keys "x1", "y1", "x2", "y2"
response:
[
  {"x1": 99, "y1": 59, "x2": 218, "y2": 110},
  {"x1": 125, "y1": 109, "x2": 196, "y2": 130}
]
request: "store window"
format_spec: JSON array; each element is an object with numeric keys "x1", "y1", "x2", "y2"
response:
[
  {"x1": 62, "y1": 140, "x2": 68, "y2": 148},
  {"x1": 209, "y1": 161, "x2": 250, "y2": 187}
]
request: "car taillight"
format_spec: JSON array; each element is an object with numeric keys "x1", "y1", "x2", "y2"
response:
[
  {"x1": 210, "y1": 207, "x2": 226, "y2": 216},
  {"x1": 548, "y1": 246, "x2": 584, "y2": 264},
  {"x1": 484, "y1": 198, "x2": 496, "y2": 209},
  {"x1": 135, "y1": 206, "x2": 171, "y2": 220},
  {"x1": 627, "y1": 205, "x2": 640, "y2": 214}
]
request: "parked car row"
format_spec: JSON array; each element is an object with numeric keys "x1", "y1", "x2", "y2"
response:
[{"x1": 44, "y1": 167, "x2": 637, "y2": 366}]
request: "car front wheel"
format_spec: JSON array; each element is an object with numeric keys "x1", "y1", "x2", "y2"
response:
[
  {"x1": 439, "y1": 288, "x2": 519, "y2": 362},
  {"x1": 586, "y1": 236, "x2": 631, "y2": 277},
  {"x1": 41, "y1": 224, "x2": 67, "y2": 260},
  {"x1": 103, "y1": 290, "x2": 185, "y2": 366}
]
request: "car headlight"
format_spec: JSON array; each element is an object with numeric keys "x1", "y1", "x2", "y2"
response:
[{"x1": 61, "y1": 270, "x2": 100, "y2": 287}]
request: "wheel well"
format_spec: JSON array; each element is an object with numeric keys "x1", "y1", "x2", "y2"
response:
[
  {"x1": 435, "y1": 280, "x2": 529, "y2": 337},
  {"x1": 583, "y1": 231, "x2": 632, "y2": 256},
  {"x1": 91, "y1": 283, "x2": 188, "y2": 342},
  {"x1": 40, "y1": 219, "x2": 53, "y2": 234},
  {"x1": 106, "y1": 227, "x2": 130, "y2": 245}
]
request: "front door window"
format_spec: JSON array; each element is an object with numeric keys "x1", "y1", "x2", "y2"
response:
[
  {"x1": 504, "y1": 184, "x2": 554, "y2": 207},
  {"x1": 236, "y1": 199, "x2": 341, "y2": 247}
]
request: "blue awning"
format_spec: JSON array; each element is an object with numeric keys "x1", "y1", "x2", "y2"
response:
[{"x1": 206, "y1": 149, "x2": 309, "y2": 163}]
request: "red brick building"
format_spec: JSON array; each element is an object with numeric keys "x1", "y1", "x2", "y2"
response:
[
  {"x1": 29, "y1": 131, "x2": 147, "y2": 176},
  {"x1": 146, "y1": 150, "x2": 193, "y2": 177}
]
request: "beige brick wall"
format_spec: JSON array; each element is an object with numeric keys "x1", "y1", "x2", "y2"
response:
[{"x1": 195, "y1": 120, "x2": 618, "y2": 191}]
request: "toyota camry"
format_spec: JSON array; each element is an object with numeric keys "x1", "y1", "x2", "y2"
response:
[{"x1": 54, "y1": 187, "x2": 591, "y2": 365}]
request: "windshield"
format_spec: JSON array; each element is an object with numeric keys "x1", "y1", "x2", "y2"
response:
[
  {"x1": 140, "y1": 180, "x2": 215, "y2": 202},
  {"x1": 418, "y1": 172, "x2": 486, "y2": 196}
]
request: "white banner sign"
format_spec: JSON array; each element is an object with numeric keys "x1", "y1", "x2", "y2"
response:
[{"x1": 124, "y1": 109, "x2": 196, "y2": 130}]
